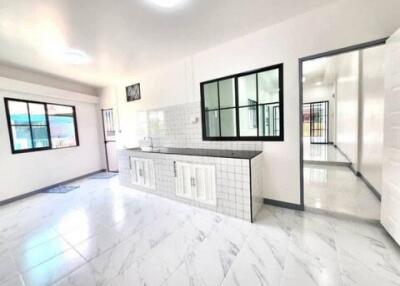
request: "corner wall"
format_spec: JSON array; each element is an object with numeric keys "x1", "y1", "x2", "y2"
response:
[{"x1": 0, "y1": 78, "x2": 105, "y2": 201}]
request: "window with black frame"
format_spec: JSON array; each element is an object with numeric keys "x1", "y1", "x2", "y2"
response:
[
  {"x1": 4, "y1": 98, "x2": 79, "y2": 154},
  {"x1": 201, "y1": 64, "x2": 283, "y2": 141}
]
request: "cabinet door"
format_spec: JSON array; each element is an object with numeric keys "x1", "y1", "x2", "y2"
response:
[
  {"x1": 143, "y1": 159, "x2": 156, "y2": 189},
  {"x1": 175, "y1": 162, "x2": 193, "y2": 199},
  {"x1": 130, "y1": 157, "x2": 155, "y2": 189},
  {"x1": 193, "y1": 165, "x2": 216, "y2": 205},
  {"x1": 130, "y1": 157, "x2": 139, "y2": 185}
]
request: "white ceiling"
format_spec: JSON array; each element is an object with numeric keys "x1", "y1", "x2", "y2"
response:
[
  {"x1": 303, "y1": 51, "x2": 359, "y2": 88},
  {"x1": 0, "y1": 0, "x2": 335, "y2": 88}
]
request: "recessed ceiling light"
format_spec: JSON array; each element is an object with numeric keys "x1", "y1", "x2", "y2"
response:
[
  {"x1": 315, "y1": 81, "x2": 322, "y2": 86},
  {"x1": 62, "y1": 48, "x2": 91, "y2": 64},
  {"x1": 146, "y1": 0, "x2": 188, "y2": 8}
]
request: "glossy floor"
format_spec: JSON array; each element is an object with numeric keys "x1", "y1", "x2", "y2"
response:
[
  {"x1": 304, "y1": 164, "x2": 380, "y2": 220},
  {"x1": 0, "y1": 176, "x2": 399, "y2": 286},
  {"x1": 303, "y1": 143, "x2": 350, "y2": 164}
]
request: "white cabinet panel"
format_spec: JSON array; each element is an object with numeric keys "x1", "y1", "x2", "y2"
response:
[
  {"x1": 175, "y1": 162, "x2": 216, "y2": 205},
  {"x1": 129, "y1": 157, "x2": 155, "y2": 189},
  {"x1": 175, "y1": 162, "x2": 193, "y2": 199},
  {"x1": 193, "y1": 165, "x2": 216, "y2": 205}
]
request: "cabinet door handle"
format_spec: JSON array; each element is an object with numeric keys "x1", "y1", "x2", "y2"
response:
[
  {"x1": 173, "y1": 161, "x2": 177, "y2": 177},
  {"x1": 191, "y1": 177, "x2": 196, "y2": 187},
  {"x1": 139, "y1": 169, "x2": 143, "y2": 177}
]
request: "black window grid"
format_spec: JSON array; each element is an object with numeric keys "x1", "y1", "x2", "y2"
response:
[
  {"x1": 4, "y1": 98, "x2": 80, "y2": 154},
  {"x1": 201, "y1": 63, "x2": 284, "y2": 141}
]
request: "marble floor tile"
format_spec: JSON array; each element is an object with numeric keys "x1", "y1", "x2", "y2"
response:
[
  {"x1": 14, "y1": 236, "x2": 71, "y2": 272},
  {"x1": 0, "y1": 176, "x2": 399, "y2": 286},
  {"x1": 303, "y1": 143, "x2": 350, "y2": 164},
  {"x1": 304, "y1": 164, "x2": 380, "y2": 220},
  {"x1": 0, "y1": 274, "x2": 25, "y2": 286},
  {"x1": 22, "y1": 248, "x2": 86, "y2": 286}
]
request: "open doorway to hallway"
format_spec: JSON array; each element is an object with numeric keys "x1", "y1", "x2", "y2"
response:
[{"x1": 300, "y1": 40, "x2": 386, "y2": 221}]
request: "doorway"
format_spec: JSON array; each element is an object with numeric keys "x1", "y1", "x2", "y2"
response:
[
  {"x1": 303, "y1": 101, "x2": 329, "y2": 144},
  {"x1": 101, "y1": 109, "x2": 118, "y2": 172},
  {"x1": 299, "y1": 39, "x2": 386, "y2": 220}
]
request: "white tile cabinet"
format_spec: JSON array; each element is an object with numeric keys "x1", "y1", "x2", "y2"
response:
[
  {"x1": 119, "y1": 149, "x2": 263, "y2": 222},
  {"x1": 175, "y1": 162, "x2": 216, "y2": 205},
  {"x1": 129, "y1": 157, "x2": 155, "y2": 189}
]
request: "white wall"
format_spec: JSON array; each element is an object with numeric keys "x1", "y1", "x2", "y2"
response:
[
  {"x1": 359, "y1": 45, "x2": 385, "y2": 193},
  {"x1": 335, "y1": 51, "x2": 360, "y2": 167},
  {"x1": 303, "y1": 85, "x2": 335, "y2": 142},
  {"x1": 102, "y1": 0, "x2": 400, "y2": 204},
  {"x1": 0, "y1": 77, "x2": 105, "y2": 201}
]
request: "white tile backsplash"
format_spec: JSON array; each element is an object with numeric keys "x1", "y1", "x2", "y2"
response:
[{"x1": 133, "y1": 102, "x2": 263, "y2": 151}]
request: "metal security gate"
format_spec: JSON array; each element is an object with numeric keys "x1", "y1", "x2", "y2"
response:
[
  {"x1": 302, "y1": 101, "x2": 329, "y2": 144},
  {"x1": 101, "y1": 109, "x2": 118, "y2": 172}
]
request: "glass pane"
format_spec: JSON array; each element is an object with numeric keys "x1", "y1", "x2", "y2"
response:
[
  {"x1": 8, "y1": 101, "x2": 30, "y2": 125},
  {"x1": 220, "y1": 108, "x2": 236, "y2": 137},
  {"x1": 32, "y1": 126, "x2": 50, "y2": 148},
  {"x1": 258, "y1": 69, "x2": 280, "y2": 104},
  {"x1": 258, "y1": 104, "x2": 280, "y2": 136},
  {"x1": 29, "y1": 103, "x2": 47, "y2": 125},
  {"x1": 48, "y1": 105, "x2": 77, "y2": 148},
  {"x1": 239, "y1": 107, "x2": 257, "y2": 137},
  {"x1": 205, "y1": 110, "x2": 220, "y2": 137},
  {"x1": 11, "y1": 126, "x2": 32, "y2": 150},
  {"x1": 203, "y1": 82, "x2": 219, "y2": 110},
  {"x1": 219, "y1": 78, "x2": 235, "y2": 108},
  {"x1": 238, "y1": 74, "x2": 257, "y2": 106}
]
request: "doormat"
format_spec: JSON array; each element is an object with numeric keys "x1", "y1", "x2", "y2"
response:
[
  {"x1": 88, "y1": 172, "x2": 118, "y2": 179},
  {"x1": 43, "y1": 185, "x2": 80, "y2": 194}
]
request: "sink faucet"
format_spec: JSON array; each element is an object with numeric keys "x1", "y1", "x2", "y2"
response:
[{"x1": 144, "y1": 136, "x2": 153, "y2": 148}]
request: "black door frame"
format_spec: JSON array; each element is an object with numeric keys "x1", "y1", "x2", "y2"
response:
[{"x1": 298, "y1": 37, "x2": 388, "y2": 209}]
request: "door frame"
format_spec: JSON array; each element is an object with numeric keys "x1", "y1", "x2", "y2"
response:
[
  {"x1": 101, "y1": 108, "x2": 118, "y2": 173},
  {"x1": 298, "y1": 37, "x2": 388, "y2": 209},
  {"x1": 303, "y1": 100, "x2": 330, "y2": 144}
]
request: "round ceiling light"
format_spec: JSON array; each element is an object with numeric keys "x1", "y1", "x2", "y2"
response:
[
  {"x1": 146, "y1": 0, "x2": 188, "y2": 8},
  {"x1": 62, "y1": 48, "x2": 91, "y2": 64}
]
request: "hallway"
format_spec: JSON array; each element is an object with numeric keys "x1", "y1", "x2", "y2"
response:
[{"x1": 304, "y1": 163, "x2": 380, "y2": 220}]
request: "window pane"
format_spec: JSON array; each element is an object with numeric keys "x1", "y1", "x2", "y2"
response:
[
  {"x1": 258, "y1": 69, "x2": 280, "y2": 104},
  {"x1": 239, "y1": 107, "x2": 257, "y2": 137},
  {"x1": 11, "y1": 126, "x2": 32, "y2": 150},
  {"x1": 258, "y1": 104, "x2": 280, "y2": 136},
  {"x1": 8, "y1": 101, "x2": 30, "y2": 125},
  {"x1": 203, "y1": 82, "x2": 219, "y2": 110},
  {"x1": 238, "y1": 74, "x2": 257, "y2": 106},
  {"x1": 32, "y1": 126, "x2": 50, "y2": 148},
  {"x1": 29, "y1": 103, "x2": 47, "y2": 125},
  {"x1": 205, "y1": 110, "x2": 220, "y2": 137},
  {"x1": 219, "y1": 78, "x2": 235, "y2": 108},
  {"x1": 48, "y1": 105, "x2": 77, "y2": 148},
  {"x1": 220, "y1": 108, "x2": 236, "y2": 137}
]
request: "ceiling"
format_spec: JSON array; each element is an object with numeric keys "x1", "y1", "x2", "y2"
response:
[
  {"x1": 0, "y1": 0, "x2": 336, "y2": 88},
  {"x1": 303, "y1": 51, "x2": 359, "y2": 88}
]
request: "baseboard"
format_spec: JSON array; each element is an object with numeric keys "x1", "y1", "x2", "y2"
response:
[
  {"x1": 304, "y1": 160, "x2": 351, "y2": 167},
  {"x1": 0, "y1": 169, "x2": 106, "y2": 206},
  {"x1": 357, "y1": 172, "x2": 382, "y2": 201},
  {"x1": 305, "y1": 206, "x2": 380, "y2": 225},
  {"x1": 264, "y1": 198, "x2": 304, "y2": 211}
]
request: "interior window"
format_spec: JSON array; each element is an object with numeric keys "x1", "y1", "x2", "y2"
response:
[{"x1": 200, "y1": 63, "x2": 284, "y2": 141}]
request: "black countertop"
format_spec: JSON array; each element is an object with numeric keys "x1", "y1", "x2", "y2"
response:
[{"x1": 127, "y1": 147, "x2": 262, "y2": 160}]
